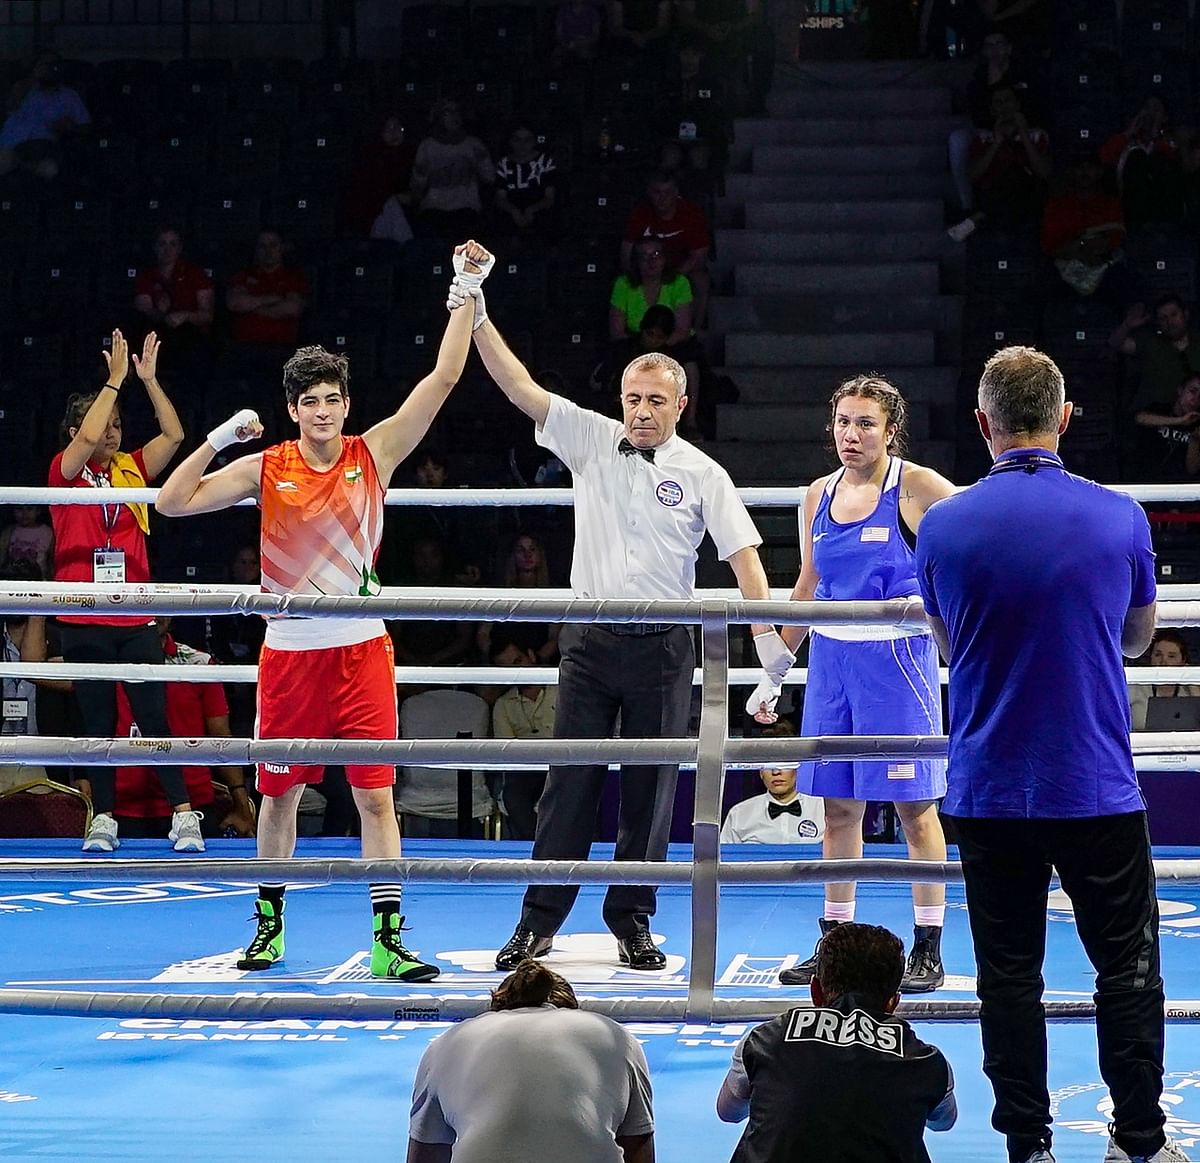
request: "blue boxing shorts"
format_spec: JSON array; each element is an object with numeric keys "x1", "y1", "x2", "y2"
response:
[{"x1": 798, "y1": 633, "x2": 947, "y2": 802}]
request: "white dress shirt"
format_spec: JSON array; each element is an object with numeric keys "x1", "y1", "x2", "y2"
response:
[
  {"x1": 720, "y1": 791, "x2": 826, "y2": 844},
  {"x1": 536, "y1": 394, "x2": 761, "y2": 600}
]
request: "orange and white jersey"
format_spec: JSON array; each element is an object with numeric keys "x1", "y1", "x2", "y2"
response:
[{"x1": 259, "y1": 434, "x2": 387, "y2": 651}]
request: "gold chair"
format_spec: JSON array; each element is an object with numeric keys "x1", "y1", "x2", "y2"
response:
[{"x1": 0, "y1": 777, "x2": 92, "y2": 839}]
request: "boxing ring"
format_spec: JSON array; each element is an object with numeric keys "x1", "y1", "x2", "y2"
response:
[{"x1": 2, "y1": 484, "x2": 1200, "y2": 1160}]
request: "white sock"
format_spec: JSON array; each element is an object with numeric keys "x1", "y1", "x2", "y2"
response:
[
  {"x1": 914, "y1": 905, "x2": 945, "y2": 929},
  {"x1": 824, "y1": 900, "x2": 856, "y2": 923}
]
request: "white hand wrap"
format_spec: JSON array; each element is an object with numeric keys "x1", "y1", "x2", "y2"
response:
[
  {"x1": 207, "y1": 409, "x2": 260, "y2": 452},
  {"x1": 745, "y1": 675, "x2": 782, "y2": 718},
  {"x1": 753, "y1": 629, "x2": 795, "y2": 683},
  {"x1": 452, "y1": 250, "x2": 494, "y2": 291},
  {"x1": 446, "y1": 279, "x2": 469, "y2": 312}
]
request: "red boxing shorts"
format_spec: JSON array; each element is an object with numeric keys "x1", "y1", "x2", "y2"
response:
[{"x1": 256, "y1": 633, "x2": 397, "y2": 797}]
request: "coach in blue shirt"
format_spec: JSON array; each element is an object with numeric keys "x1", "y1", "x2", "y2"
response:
[{"x1": 916, "y1": 346, "x2": 1187, "y2": 1163}]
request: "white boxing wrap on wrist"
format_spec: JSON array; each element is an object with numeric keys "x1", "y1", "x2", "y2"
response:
[
  {"x1": 753, "y1": 629, "x2": 795, "y2": 684},
  {"x1": 452, "y1": 250, "x2": 494, "y2": 291},
  {"x1": 744, "y1": 675, "x2": 782, "y2": 718},
  {"x1": 207, "y1": 408, "x2": 260, "y2": 452},
  {"x1": 469, "y1": 285, "x2": 488, "y2": 331}
]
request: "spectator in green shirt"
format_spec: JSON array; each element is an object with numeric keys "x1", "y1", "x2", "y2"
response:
[{"x1": 609, "y1": 238, "x2": 693, "y2": 345}]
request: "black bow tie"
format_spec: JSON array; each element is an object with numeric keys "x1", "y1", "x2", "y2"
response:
[
  {"x1": 768, "y1": 801, "x2": 805, "y2": 820},
  {"x1": 618, "y1": 438, "x2": 655, "y2": 462}
]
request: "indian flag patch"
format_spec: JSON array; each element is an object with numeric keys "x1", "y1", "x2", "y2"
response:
[{"x1": 345, "y1": 465, "x2": 363, "y2": 483}]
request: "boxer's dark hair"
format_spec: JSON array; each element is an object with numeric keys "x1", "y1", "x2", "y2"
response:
[{"x1": 282, "y1": 345, "x2": 349, "y2": 406}]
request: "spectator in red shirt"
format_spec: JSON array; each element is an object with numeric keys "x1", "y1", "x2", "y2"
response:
[
  {"x1": 1042, "y1": 153, "x2": 1131, "y2": 302},
  {"x1": 621, "y1": 170, "x2": 712, "y2": 328},
  {"x1": 226, "y1": 230, "x2": 309, "y2": 348},
  {"x1": 114, "y1": 618, "x2": 255, "y2": 839},
  {"x1": 339, "y1": 113, "x2": 417, "y2": 238},
  {"x1": 1099, "y1": 97, "x2": 1189, "y2": 230},
  {"x1": 134, "y1": 226, "x2": 215, "y2": 381},
  {"x1": 948, "y1": 85, "x2": 1050, "y2": 242}
]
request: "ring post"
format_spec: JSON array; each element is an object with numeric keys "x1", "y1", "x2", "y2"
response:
[{"x1": 688, "y1": 599, "x2": 729, "y2": 1020}]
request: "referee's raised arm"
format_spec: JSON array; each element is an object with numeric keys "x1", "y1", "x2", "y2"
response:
[{"x1": 471, "y1": 314, "x2": 552, "y2": 427}]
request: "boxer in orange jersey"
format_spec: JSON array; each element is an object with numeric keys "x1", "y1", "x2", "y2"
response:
[{"x1": 157, "y1": 240, "x2": 493, "y2": 981}]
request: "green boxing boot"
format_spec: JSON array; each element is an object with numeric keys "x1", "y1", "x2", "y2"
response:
[
  {"x1": 237, "y1": 898, "x2": 285, "y2": 971},
  {"x1": 371, "y1": 912, "x2": 440, "y2": 982}
]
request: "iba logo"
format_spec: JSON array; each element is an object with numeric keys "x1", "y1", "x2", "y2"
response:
[{"x1": 1053, "y1": 1073, "x2": 1200, "y2": 1148}]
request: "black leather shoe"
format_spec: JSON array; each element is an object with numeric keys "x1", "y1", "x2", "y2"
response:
[
  {"x1": 779, "y1": 917, "x2": 840, "y2": 985},
  {"x1": 495, "y1": 924, "x2": 552, "y2": 971},
  {"x1": 616, "y1": 929, "x2": 666, "y2": 971}
]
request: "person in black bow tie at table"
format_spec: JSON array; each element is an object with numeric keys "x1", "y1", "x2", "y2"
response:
[
  {"x1": 449, "y1": 246, "x2": 776, "y2": 971},
  {"x1": 720, "y1": 719, "x2": 825, "y2": 845}
]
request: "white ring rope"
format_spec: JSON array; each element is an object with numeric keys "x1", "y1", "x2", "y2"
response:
[
  {"x1": 1, "y1": 662, "x2": 1197, "y2": 688},
  {"x1": 6, "y1": 482, "x2": 1200, "y2": 506}
]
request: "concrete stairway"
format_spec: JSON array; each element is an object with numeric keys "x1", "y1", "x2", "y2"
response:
[{"x1": 706, "y1": 61, "x2": 961, "y2": 492}]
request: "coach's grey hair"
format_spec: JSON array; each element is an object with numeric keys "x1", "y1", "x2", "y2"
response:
[
  {"x1": 622, "y1": 351, "x2": 687, "y2": 398},
  {"x1": 978, "y1": 346, "x2": 1065, "y2": 436}
]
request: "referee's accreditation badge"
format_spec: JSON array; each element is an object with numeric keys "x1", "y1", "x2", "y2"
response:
[{"x1": 656, "y1": 480, "x2": 684, "y2": 507}]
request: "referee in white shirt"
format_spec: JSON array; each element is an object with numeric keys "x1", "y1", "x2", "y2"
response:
[
  {"x1": 451, "y1": 255, "x2": 778, "y2": 971},
  {"x1": 720, "y1": 722, "x2": 825, "y2": 845}
]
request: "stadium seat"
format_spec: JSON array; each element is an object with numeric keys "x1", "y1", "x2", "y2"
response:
[
  {"x1": 1126, "y1": 228, "x2": 1198, "y2": 301},
  {"x1": 1122, "y1": 2, "x2": 1190, "y2": 56},
  {"x1": 964, "y1": 227, "x2": 1041, "y2": 303},
  {"x1": 487, "y1": 256, "x2": 549, "y2": 326},
  {"x1": 144, "y1": 132, "x2": 211, "y2": 188},
  {"x1": 191, "y1": 194, "x2": 263, "y2": 250},
  {"x1": 11, "y1": 332, "x2": 68, "y2": 383},
  {"x1": 233, "y1": 75, "x2": 302, "y2": 123},
  {"x1": 301, "y1": 58, "x2": 375, "y2": 117},
  {"x1": 1041, "y1": 301, "x2": 1118, "y2": 365},
  {"x1": 73, "y1": 132, "x2": 138, "y2": 185},
  {"x1": 0, "y1": 397, "x2": 41, "y2": 484},
  {"x1": 162, "y1": 59, "x2": 233, "y2": 125},
  {"x1": 24, "y1": 262, "x2": 93, "y2": 320},
  {"x1": 397, "y1": 241, "x2": 457, "y2": 323},
  {"x1": 470, "y1": 4, "x2": 537, "y2": 61},
  {"x1": 213, "y1": 130, "x2": 282, "y2": 186},
  {"x1": 0, "y1": 195, "x2": 40, "y2": 254},
  {"x1": 320, "y1": 251, "x2": 395, "y2": 322},
  {"x1": 550, "y1": 241, "x2": 619, "y2": 310},
  {"x1": 1120, "y1": 50, "x2": 1192, "y2": 112},
  {"x1": 961, "y1": 300, "x2": 1038, "y2": 369},
  {"x1": 116, "y1": 190, "x2": 190, "y2": 243},
  {"x1": 43, "y1": 196, "x2": 113, "y2": 247},
  {"x1": 381, "y1": 316, "x2": 444, "y2": 384},
  {"x1": 306, "y1": 320, "x2": 381, "y2": 382},
  {"x1": 284, "y1": 122, "x2": 354, "y2": 184},
  {"x1": 400, "y1": 4, "x2": 469, "y2": 55},
  {"x1": 268, "y1": 188, "x2": 337, "y2": 247},
  {"x1": 1049, "y1": 48, "x2": 1120, "y2": 110},
  {"x1": 91, "y1": 58, "x2": 163, "y2": 129},
  {"x1": 1051, "y1": 0, "x2": 1119, "y2": 54}
]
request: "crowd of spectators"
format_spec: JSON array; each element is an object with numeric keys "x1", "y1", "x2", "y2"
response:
[{"x1": 0, "y1": 8, "x2": 771, "y2": 835}]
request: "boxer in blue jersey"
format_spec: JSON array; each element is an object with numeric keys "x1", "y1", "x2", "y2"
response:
[{"x1": 747, "y1": 375, "x2": 956, "y2": 992}]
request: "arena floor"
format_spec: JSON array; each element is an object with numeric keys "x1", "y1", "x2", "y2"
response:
[{"x1": 2, "y1": 839, "x2": 1199, "y2": 1162}]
